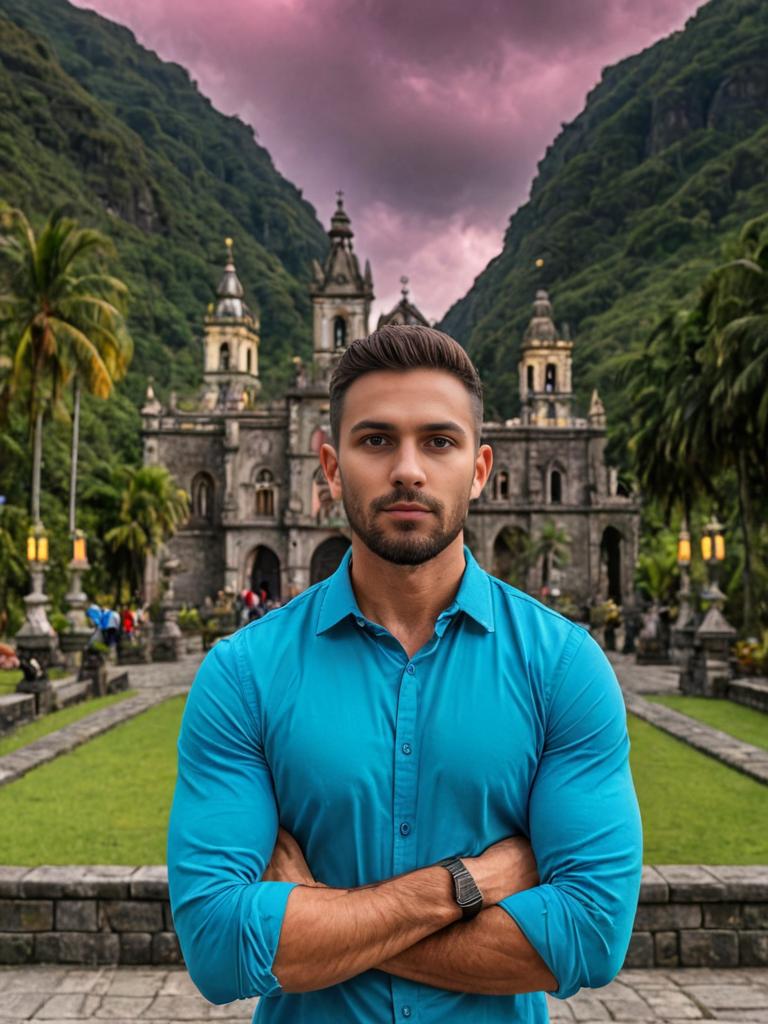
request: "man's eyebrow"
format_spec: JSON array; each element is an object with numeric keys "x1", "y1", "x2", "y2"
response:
[{"x1": 349, "y1": 419, "x2": 467, "y2": 437}]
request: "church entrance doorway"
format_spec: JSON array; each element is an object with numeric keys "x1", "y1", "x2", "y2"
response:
[
  {"x1": 492, "y1": 526, "x2": 529, "y2": 589},
  {"x1": 600, "y1": 527, "x2": 622, "y2": 604},
  {"x1": 250, "y1": 545, "x2": 282, "y2": 602},
  {"x1": 310, "y1": 536, "x2": 350, "y2": 584}
]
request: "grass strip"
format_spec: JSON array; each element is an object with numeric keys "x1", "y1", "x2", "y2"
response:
[
  {"x1": 0, "y1": 690, "x2": 136, "y2": 757},
  {"x1": 629, "y1": 715, "x2": 768, "y2": 864},
  {"x1": 0, "y1": 667, "x2": 69, "y2": 695},
  {"x1": 647, "y1": 694, "x2": 768, "y2": 753}
]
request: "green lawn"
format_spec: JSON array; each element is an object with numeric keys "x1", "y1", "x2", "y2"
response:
[
  {"x1": 0, "y1": 696, "x2": 185, "y2": 864},
  {"x1": 629, "y1": 716, "x2": 768, "y2": 863},
  {"x1": 0, "y1": 699, "x2": 765, "y2": 864},
  {"x1": 647, "y1": 694, "x2": 768, "y2": 752},
  {"x1": 0, "y1": 690, "x2": 135, "y2": 757}
]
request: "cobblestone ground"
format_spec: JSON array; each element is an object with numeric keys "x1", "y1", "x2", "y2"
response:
[{"x1": 1, "y1": 966, "x2": 768, "y2": 1022}]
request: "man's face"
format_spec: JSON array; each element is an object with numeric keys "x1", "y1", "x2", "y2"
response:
[{"x1": 320, "y1": 369, "x2": 492, "y2": 566}]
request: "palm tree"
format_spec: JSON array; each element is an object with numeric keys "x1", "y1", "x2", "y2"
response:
[
  {"x1": 529, "y1": 520, "x2": 571, "y2": 590},
  {"x1": 697, "y1": 213, "x2": 768, "y2": 634},
  {"x1": 0, "y1": 204, "x2": 132, "y2": 534},
  {"x1": 105, "y1": 466, "x2": 189, "y2": 602}
]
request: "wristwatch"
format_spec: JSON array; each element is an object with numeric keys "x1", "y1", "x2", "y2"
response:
[{"x1": 438, "y1": 857, "x2": 484, "y2": 920}]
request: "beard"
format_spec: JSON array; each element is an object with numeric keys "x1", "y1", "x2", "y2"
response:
[{"x1": 341, "y1": 481, "x2": 471, "y2": 566}]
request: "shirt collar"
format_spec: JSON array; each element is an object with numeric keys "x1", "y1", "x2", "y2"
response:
[{"x1": 315, "y1": 544, "x2": 494, "y2": 635}]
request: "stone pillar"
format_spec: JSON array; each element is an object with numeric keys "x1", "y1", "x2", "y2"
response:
[
  {"x1": 61, "y1": 548, "x2": 93, "y2": 669},
  {"x1": 152, "y1": 558, "x2": 183, "y2": 662},
  {"x1": 15, "y1": 562, "x2": 59, "y2": 713},
  {"x1": 694, "y1": 605, "x2": 737, "y2": 697}
]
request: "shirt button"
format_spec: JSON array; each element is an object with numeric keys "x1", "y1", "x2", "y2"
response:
[
  {"x1": 400, "y1": 822, "x2": 411, "y2": 836},
  {"x1": 406, "y1": 664, "x2": 415, "y2": 675},
  {"x1": 402, "y1": 1008, "x2": 412, "y2": 1019},
  {"x1": 401, "y1": 742, "x2": 412, "y2": 755}
]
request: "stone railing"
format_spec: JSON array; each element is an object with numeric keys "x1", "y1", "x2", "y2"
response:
[{"x1": 0, "y1": 864, "x2": 766, "y2": 968}]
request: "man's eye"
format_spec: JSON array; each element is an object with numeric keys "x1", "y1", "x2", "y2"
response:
[
  {"x1": 363, "y1": 435, "x2": 389, "y2": 447},
  {"x1": 429, "y1": 437, "x2": 454, "y2": 449}
]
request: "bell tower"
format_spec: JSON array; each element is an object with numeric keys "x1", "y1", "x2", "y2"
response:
[
  {"x1": 309, "y1": 192, "x2": 373, "y2": 378},
  {"x1": 202, "y1": 238, "x2": 261, "y2": 410},
  {"x1": 518, "y1": 289, "x2": 574, "y2": 426}
]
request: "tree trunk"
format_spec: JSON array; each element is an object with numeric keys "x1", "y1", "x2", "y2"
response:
[
  {"x1": 31, "y1": 407, "x2": 43, "y2": 523},
  {"x1": 736, "y1": 448, "x2": 756, "y2": 636},
  {"x1": 68, "y1": 378, "x2": 81, "y2": 536}
]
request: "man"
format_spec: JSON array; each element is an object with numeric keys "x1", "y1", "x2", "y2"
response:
[{"x1": 168, "y1": 325, "x2": 642, "y2": 1022}]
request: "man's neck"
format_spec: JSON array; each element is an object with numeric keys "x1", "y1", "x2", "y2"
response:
[{"x1": 349, "y1": 535, "x2": 467, "y2": 657}]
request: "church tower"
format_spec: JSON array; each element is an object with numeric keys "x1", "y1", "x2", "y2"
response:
[
  {"x1": 309, "y1": 193, "x2": 373, "y2": 377},
  {"x1": 202, "y1": 238, "x2": 261, "y2": 410},
  {"x1": 518, "y1": 289, "x2": 574, "y2": 426}
]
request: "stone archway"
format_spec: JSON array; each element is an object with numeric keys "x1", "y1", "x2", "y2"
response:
[
  {"x1": 310, "y1": 536, "x2": 351, "y2": 584},
  {"x1": 492, "y1": 526, "x2": 529, "y2": 589},
  {"x1": 600, "y1": 527, "x2": 622, "y2": 604},
  {"x1": 250, "y1": 545, "x2": 281, "y2": 601}
]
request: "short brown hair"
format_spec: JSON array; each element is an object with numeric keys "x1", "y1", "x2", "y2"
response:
[{"x1": 329, "y1": 325, "x2": 484, "y2": 445}]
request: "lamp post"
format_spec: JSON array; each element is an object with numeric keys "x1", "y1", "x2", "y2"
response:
[
  {"x1": 700, "y1": 516, "x2": 726, "y2": 603},
  {"x1": 15, "y1": 522, "x2": 59, "y2": 705},
  {"x1": 61, "y1": 529, "x2": 93, "y2": 666}
]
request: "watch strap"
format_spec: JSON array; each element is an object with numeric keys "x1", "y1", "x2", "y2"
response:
[{"x1": 438, "y1": 856, "x2": 484, "y2": 920}]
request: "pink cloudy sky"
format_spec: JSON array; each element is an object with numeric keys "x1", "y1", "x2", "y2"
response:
[{"x1": 75, "y1": 0, "x2": 703, "y2": 322}]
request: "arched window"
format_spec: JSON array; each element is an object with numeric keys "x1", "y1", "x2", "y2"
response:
[
  {"x1": 333, "y1": 316, "x2": 347, "y2": 349},
  {"x1": 191, "y1": 472, "x2": 214, "y2": 522},
  {"x1": 255, "y1": 468, "x2": 275, "y2": 518},
  {"x1": 493, "y1": 470, "x2": 510, "y2": 501},
  {"x1": 526, "y1": 365, "x2": 534, "y2": 391},
  {"x1": 246, "y1": 347, "x2": 252, "y2": 373},
  {"x1": 219, "y1": 342, "x2": 230, "y2": 371},
  {"x1": 550, "y1": 469, "x2": 562, "y2": 504},
  {"x1": 545, "y1": 363, "x2": 556, "y2": 393}
]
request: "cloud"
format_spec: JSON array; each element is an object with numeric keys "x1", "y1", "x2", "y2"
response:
[{"x1": 74, "y1": 0, "x2": 703, "y2": 320}]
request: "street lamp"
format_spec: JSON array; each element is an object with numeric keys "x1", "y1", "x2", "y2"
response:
[
  {"x1": 674, "y1": 522, "x2": 694, "y2": 638},
  {"x1": 15, "y1": 520, "x2": 58, "y2": 698},
  {"x1": 700, "y1": 516, "x2": 726, "y2": 603},
  {"x1": 62, "y1": 528, "x2": 93, "y2": 666}
]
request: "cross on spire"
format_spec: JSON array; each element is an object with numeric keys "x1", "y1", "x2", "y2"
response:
[{"x1": 400, "y1": 275, "x2": 409, "y2": 300}]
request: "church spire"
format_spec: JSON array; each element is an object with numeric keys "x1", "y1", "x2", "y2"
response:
[
  {"x1": 519, "y1": 289, "x2": 574, "y2": 427},
  {"x1": 214, "y1": 238, "x2": 251, "y2": 320},
  {"x1": 309, "y1": 192, "x2": 374, "y2": 377}
]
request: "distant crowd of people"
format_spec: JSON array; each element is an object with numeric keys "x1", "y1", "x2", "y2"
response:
[
  {"x1": 234, "y1": 581, "x2": 282, "y2": 627},
  {"x1": 86, "y1": 602, "x2": 151, "y2": 649}
]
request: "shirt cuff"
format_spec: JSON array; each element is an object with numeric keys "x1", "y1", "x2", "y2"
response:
[
  {"x1": 498, "y1": 887, "x2": 570, "y2": 1000},
  {"x1": 257, "y1": 880, "x2": 301, "y2": 997}
]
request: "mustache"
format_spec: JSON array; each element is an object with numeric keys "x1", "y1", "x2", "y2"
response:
[{"x1": 370, "y1": 489, "x2": 445, "y2": 515}]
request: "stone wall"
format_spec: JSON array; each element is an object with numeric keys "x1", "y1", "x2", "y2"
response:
[{"x1": 0, "y1": 864, "x2": 765, "y2": 968}]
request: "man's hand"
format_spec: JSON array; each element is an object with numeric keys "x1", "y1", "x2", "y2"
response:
[{"x1": 263, "y1": 827, "x2": 327, "y2": 887}]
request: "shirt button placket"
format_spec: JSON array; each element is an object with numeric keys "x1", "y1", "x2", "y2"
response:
[{"x1": 393, "y1": 660, "x2": 420, "y2": 1023}]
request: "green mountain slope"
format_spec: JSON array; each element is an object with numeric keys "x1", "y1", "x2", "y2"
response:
[
  {"x1": 440, "y1": 0, "x2": 768, "y2": 423},
  {"x1": 0, "y1": 0, "x2": 328, "y2": 402}
]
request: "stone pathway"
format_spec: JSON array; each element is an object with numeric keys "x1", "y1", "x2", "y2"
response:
[
  {"x1": 1, "y1": 965, "x2": 767, "y2": 1021},
  {"x1": 0, "y1": 654, "x2": 202, "y2": 789},
  {"x1": 608, "y1": 652, "x2": 768, "y2": 787}
]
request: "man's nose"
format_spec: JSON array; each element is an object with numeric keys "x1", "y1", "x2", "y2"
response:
[{"x1": 389, "y1": 441, "x2": 426, "y2": 490}]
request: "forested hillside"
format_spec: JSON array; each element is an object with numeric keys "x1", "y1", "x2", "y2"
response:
[
  {"x1": 0, "y1": 0, "x2": 328, "y2": 404},
  {"x1": 441, "y1": 0, "x2": 768, "y2": 422}
]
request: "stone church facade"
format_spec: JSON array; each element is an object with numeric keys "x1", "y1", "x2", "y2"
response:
[{"x1": 141, "y1": 197, "x2": 639, "y2": 609}]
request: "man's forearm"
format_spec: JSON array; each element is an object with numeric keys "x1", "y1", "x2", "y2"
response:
[
  {"x1": 377, "y1": 905, "x2": 557, "y2": 996},
  {"x1": 272, "y1": 865, "x2": 461, "y2": 993}
]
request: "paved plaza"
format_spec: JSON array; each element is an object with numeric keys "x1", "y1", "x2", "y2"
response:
[{"x1": 1, "y1": 965, "x2": 768, "y2": 1022}]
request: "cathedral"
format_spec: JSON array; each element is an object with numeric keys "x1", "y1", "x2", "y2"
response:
[{"x1": 141, "y1": 196, "x2": 639, "y2": 609}]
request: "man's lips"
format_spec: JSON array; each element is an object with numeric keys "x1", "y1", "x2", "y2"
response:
[{"x1": 383, "y1": 504, "x2": 433, "y2": 519}]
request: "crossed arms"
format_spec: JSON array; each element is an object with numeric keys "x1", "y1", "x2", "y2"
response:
[
  {"x1": 263, "y1": 825, "x2": 552, "y2": 994},
  {"x1": 167, "y1": 634, "x2": 642, "y2": 1005}
]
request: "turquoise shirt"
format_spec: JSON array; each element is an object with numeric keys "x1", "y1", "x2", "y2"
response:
[{"x1": 168, "y1": 547, "x2": 642, "y2": 1022}]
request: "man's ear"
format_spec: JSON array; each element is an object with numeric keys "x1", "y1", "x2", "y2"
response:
[
  {"x1": 470, "y1": 443, "x2": 493, "y2": 500},
  {"x1": 319, "y1": 443, "x2": 342, "y2": 500}
]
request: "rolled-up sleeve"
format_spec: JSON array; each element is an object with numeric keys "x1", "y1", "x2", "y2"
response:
[
  {"x1": 167, "y1": 636, "x2": 298, "y2": 1004},
  {"x1": 499, "y1": 630, "x2": 642, "y2": 999}
]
